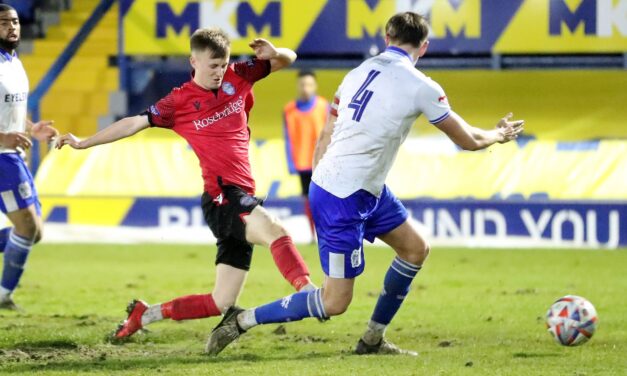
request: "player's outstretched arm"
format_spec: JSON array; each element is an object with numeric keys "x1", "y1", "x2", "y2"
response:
[
  {"x1": 27, "y1": 119, "x2": 59, "y2": 144},
  {"x1": 434, "y1": 111, "x2": 524, "y2": 151},
  {"x1": 55, "y1": 115, "x2": 150, "y2": 150},
  {"x1": 248, "y1": 38, "x2": 296, "y2": 72},
  {"x1": 312, "y1": 113, "x2": 337, "y2": 169}
]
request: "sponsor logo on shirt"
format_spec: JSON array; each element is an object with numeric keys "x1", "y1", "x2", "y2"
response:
[
  {"x1": 222, "y1": 82, "x2": 235, "y2": 96},
  {"x1": 193, "y1": 96, "x2": 244, "y2": 130},
  {"x1": 4, "y1": 92, "x2": 27, "y2": 103},
  {"x1": 193, "y1": 101, "x2": 201, "y2": 111},
  {"x1": 438, "y1": 95, "x2": 448, "y2": 103}
]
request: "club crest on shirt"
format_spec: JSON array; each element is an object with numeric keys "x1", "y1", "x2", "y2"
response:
[
  {"x1": 351, "y1": 248, "x2": 362, "y2": 268},
  {"x1": 222, "y1": 82, "x2": 235, "y2": 96},
  {"x1": 18, "y1": 182, "x2": 32, "y2": 199},
  {"x1": 149, "y1": 105, "x2": 160, "y2": 116}
]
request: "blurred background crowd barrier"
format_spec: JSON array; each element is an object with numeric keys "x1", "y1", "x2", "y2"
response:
[{"x1": 1, "y1": 0, "x2": 625, "y2": 247}]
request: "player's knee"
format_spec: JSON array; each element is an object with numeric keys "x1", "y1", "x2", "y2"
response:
[
  {"x1": 268, "y1": 221, "x2": 289, "y2": 244},
  {"x1": 14, "y1": 222, "x2": 40, "y2": 242},
  {"x1": 33, "y1": 228, "x2": 43, "y2": 244},
  {"x1": 324, "y1": 299, "x2": 351, "y2": 316},
  {"x1": 212, "y1": 293, "x2": 237, "y2": 314},
  {"x1": 322, "y1": 292, "x2": 352, "y2": 316},
  {"x1": 404, "y1": 242, "x2": 430, "y2": 266},
  {"x1": 419, "y1": 242, "x2": 431, "y2": 263}
]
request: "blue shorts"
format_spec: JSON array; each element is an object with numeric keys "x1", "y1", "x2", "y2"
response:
[
  {"x1": 0, "y1": 153, "x2": 41, "y2": 215},
  {"x1": 309, "y1": 182, "x2": 408, "y2": 279}
]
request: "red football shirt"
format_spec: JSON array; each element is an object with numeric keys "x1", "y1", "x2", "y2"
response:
[{"x1": 145, "y1": 59, "x2": 271, "y2": 197}]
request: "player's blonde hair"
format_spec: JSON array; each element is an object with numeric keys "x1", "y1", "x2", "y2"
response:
[
  {"x1": 190, "y1": 28, "x2": 230, "y2": 58},
  {"x1": 385, "y1": 12, "x2": 429, "y2": 47}
]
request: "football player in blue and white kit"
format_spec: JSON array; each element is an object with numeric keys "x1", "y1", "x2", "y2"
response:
[
  {"x1": 206, "y1": 12, "x2": 524, "y2": 356},
  {"x1": 0, "y1": 4, "x2": 58, "y2": 310}
]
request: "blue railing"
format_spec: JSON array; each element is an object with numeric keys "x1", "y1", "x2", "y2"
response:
[{"x1": 27, "y1": 0, "x2": 115, "y2": 174}]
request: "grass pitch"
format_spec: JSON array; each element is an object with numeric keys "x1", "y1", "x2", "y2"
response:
[{"x1": 0, "y1": 244, "x2": 625, "y2": 375}]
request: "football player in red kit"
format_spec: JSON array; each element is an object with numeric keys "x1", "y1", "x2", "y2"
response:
[{"x1": 56, "y1": 28, "x2": 315, "y2": 340}]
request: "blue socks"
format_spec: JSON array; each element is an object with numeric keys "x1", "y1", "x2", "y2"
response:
[
  {"x1": 0, "y1": 227, "x2": 10, "y2": 253},
  {"x1": 1, "y1": 230, "x2": 34, "y2": 293},
  {"x1": 371, "y1": 256, "x2": 421, "y2": 326},
  {"x1": 237, "y1": 257, "x2": 420, "y2": 336},
  {"x1": 245, "y1": 289, "x2": 327, "y2": 328}
]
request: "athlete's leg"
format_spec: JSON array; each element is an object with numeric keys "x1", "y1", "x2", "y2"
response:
[
  {"x1": 205, "y1": 183, "x2": 373, "y2": 355},
  {"x1": 141, "y1": 190, "x2": 262, "y2": 324},
  {"x1": 0, "y1": 154, "x2": 43, "y2": 245},
  {"x1": 1, "y1": 152, "x2": 43, "y2": 309},
  {"x1": 0, "y1": 227, "x2": 11, "y2": 252},
  {"x1": 354, "y1": 186, "x2": 426, "y2": 354},
  {"x1": 6, "y1": 205, "x2": 42, "y2": 242},
  {"x1": 140, "y1": 264, "x2": 245, "y2": 327},
  {"x1": 114, "y1": 238, "x2": 250, "y2": 339},
  {"x1": 205, "y1": 278, "x2": 342, "y2": 355},
  {"x1": 359, "y1": 220, "x2": 428, "y2": 348},
  {"x1": 321, "y1": 277, "x2": 354, "y2": 315},
  {"x1": 379, "y1": 219, "x2": 430, "y2": 266},
  {"x1": 1, "y1": 205, "x2": 41, "y2": 304},
  {"x1": 159, "y1": 236, "x2": 253, "y2": 318},
  {"x1": 231, "y1": 275, "x2": 353, "y2": 336},
  {"x1": 244, "y1": 205, "x2": 313, "y2": 291},
  {"x1": 243, "y1": 205, "x2": 288, "y2": 247}
]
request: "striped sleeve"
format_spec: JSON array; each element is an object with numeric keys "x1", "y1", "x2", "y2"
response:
[{"x1": 417, "y1": 79, "x2": 451, "y2": 124}]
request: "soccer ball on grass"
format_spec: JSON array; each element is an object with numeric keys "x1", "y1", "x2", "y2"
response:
[{"x1": 546, "y1": 295, "x2": 598, "y2": 346}]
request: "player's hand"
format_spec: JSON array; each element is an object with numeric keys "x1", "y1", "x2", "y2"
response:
[
  {"x1": 0, "y1": 131, "x2": 32, "y2": 149},
  {"x1": 496, "y1": 113, "x2": 524, "y2": 143},
  {"x1": 55, "y1": 133, "x2": 86, "y2": 150},
  {"x1": 248, "y1": 38, "x2": 279, "y2": 60},
  {"x1": 30, "y1": 120, "x2": 59, "y2": 143}
]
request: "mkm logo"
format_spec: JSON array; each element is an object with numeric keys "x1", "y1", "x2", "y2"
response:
[
  {"x1": 549, "y1": 0, "x2": 627, "y2": 36},
  {"x1": 156, "y1": 1, "x2": 281, "y2": 38}
]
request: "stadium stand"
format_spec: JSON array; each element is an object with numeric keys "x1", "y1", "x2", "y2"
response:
[{"x1": 19, "y1": 0, "x2": 117, "y2": 137}]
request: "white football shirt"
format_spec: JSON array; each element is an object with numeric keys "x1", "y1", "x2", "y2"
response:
[
  {"x1": 313, "y1": 46, "x2": 451, "y2": 198},
  {"x1": 0, "y1": 50, "x2": 29, "y2": 154}
]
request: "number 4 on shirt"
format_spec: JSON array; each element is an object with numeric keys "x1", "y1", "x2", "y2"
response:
[{"x1": 348, "y1": 70, "x2": 381, "y2": 122}]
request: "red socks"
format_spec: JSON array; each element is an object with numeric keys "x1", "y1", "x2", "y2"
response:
[
  {"x1": 157, "y1": 238, "x2": 310, "y2": 321},
  {"x1": 160, "y1": 293, "x2": 221, "y2": 321},
  {"x1": 270, "y1": 235, "x2": 311, "y2": 291}
]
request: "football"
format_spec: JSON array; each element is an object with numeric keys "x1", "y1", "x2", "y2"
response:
[{"x1": 546, "y1": 295, "x2": 598, "y2": 346}]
